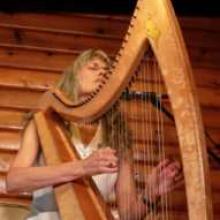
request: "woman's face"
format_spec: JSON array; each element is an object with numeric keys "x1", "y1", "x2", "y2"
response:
[{"x1": 77, "y1": 57, "x2": 108, "y2": 96}]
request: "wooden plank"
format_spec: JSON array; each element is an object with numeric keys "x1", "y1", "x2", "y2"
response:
[
  {"x1": 197, "y1": 87, "x2": 220, "y2": 108},
  {"x1": 0, "y1": 44, "x2": 78, "y2": 71},
  {"x1": 0, "y1": 67, "x2": 59, "y2": 90},
  {"x1": 0, "y1": 130, "x2": 21, "y2": 151},
  {"x1": 0, "y1": 87, "x2": 43, "y2": 110},
  {"x1": 205, "y1": 128, "x2": 220, "y2": 144},
  {"x1": 188, "y1": 47, "x2": 220, "y2": 69},
  {"x1": 0, "y1": 25, "x2": 120, "y2": 54},
  {"x1": 0, "y1": 13, "x2": 128, "y2": 37},
  {"x1": 179, "y1": 17, "x2": 220, "y2": 32},
  {"x1": 202, "y1": 107, "x2": 220, "y2": 129},
  {"x1": 182, "y1": 28, "x2": 220, "y2": 50},
  {"x1": 0, "y1": 109, "x2": 25, "y2": 130}
]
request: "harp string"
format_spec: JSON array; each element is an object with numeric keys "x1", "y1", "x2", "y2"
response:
[
  {"x1": 154, "y1": 56, "x2": 162, "y2": 219},
  {"x1": 134, "y1": 74, "x2": 139, "y2": 220},
  {"x1": 111, "y1": 105, "x2": 117, "y2": 217},
  {"x1": 130, "y1": 93, "x2": 133, "y2": 218},
  {"x1": 147, "y1": 56, "x2": 154, "y2": 220},
  {"x1": 96, "y1": 52, "x2": 172, "y2": 219},
  {"x1": 144, "y1": 57, "x2": 151, "y2": 220},
  {"x1": 155, "y1": 57, "x2": 163, "y2": 219},
  {"x1": 142, "y1": 57, "x2": 149, "y2": 220},
  {"x1": 136, "y1": 76, "x2": 141, "y2": 220},
  {"x1": 153, "y1": 55, "x2": 164, "y2": 219}
]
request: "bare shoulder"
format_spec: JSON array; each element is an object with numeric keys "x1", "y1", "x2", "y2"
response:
[{"x1": 11, "y1": 119, "x2": 40, "y2": 168}]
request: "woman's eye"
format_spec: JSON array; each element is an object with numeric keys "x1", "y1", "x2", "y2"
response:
[
  {"x1": 88, "y1": 65, "x2": 103, "y2": 71},
  {"x1": 88, "y1": 66, "x2": 98, "y2": 71}
]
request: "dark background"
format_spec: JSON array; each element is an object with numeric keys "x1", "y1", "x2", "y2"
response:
[{"x1": 0, "y1": 0, "x2": 219, "y2": 16}]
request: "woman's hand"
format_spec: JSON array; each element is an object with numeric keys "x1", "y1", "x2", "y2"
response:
[
  {"x1": 145, "y1": 158, "x2": 183, "y2": 201},
  {"x1": 81, "y1": 147, "x2": 118, "y2": 176}
]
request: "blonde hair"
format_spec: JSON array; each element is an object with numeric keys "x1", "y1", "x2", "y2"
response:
[
  {"x1": 57, "y1": 49, "x2": 111, "y2": 102},
  {"x1": 57, "y1": 49, "x2": 131, "y2": 152}
]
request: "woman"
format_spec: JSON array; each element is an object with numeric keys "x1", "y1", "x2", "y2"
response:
[{"x1": 6, "y1": 49, "x2": 182, "y2": 220}]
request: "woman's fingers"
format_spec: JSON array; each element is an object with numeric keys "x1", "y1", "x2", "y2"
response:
[
  {"x1": 99, "y1": 166, "x2": 118, "y2": 173},
  {"x1": 167, "y1": 161, "x2": 182, "y2": 177},
  {"x1": 82, "y1": 147, "x2": 119, "y2": 175},
  {"x1": 157, "y1": 159, "x2": 182, "y2": 177},
  {"x1": 156, "y1": 158, "x2": 172, "y2": 170},
  {"x1": 99, "y1": 146, "x2": 116, "y2": 154},
  {"x1": 99, "y1": 160, "x2": 117, "y2": 168},
  {"x1": 98, "y1": 147, "x2": 118, "y2": 161}
]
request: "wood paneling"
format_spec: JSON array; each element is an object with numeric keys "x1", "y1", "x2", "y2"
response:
[
  {"x1": 0, "y1": 130, "x2": 21, "y2": 151},
  {"x1": 0, "y1": 13, "x2": 219, "y2": 218},
  {"x1": 0, "y1": 109, "x2": 25, "y2": 130},
  {"x1": 0, "y1": 44, "x2": 77, "y2": 71},
  {"x1": 0, "y1": 67, "x2": 59, "y2": 90},
  {"x1": 0, "y1": 15, "x2": 219, "y2": 69},
  {"x1": 0, "y1": 13, "x2": 128, "y2": 37},
  {"x1": 0, "y1": 24, "x2": 120, "y2": 54},
  {"x1": 0, "y1": 87, "x2": 42, "y2": 110}
]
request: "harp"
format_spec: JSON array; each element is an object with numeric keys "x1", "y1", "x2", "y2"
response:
[{"x1": 35, "y1": 0, "x2": 213, "y2": 219}]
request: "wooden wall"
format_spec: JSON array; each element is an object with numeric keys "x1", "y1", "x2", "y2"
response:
[{"x1": 0, "y1": 13, "x2": 219, "y2": 219}]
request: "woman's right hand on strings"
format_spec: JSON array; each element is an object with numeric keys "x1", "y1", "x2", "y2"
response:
[{"x1": 81, "y1": 147, "x2": 118, "y2": 176}]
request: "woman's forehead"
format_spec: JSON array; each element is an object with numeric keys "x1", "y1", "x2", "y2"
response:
[{"x1": 87, "y1": 57, "x2": 107, "y2": 67}]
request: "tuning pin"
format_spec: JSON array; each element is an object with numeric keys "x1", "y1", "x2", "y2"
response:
[
  {"x1": 135, "y1": 6, "x2": 140, "y2": 12},
  {"x1": 98, "y1": 84, "x2": 103, "y2": 90},
  {"x1": 111, "y1": 62, "x2": 117, "y2": 69},
  {"x1": 129, "y1": 23, "x2": 134, "y2": 28},
  {"x1": 95, "y1": 88, "x2": 100, "y2": 94},
  {"x1": 115, "y1": 53, "x2": 121, "y2": 61}
]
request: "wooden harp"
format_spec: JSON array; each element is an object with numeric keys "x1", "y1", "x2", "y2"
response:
[{"x1": 35, "y1": 0, "x2": 213, "y2": 219}]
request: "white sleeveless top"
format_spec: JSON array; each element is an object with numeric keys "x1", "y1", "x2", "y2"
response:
[
  {"x1": 71, "y1": 122, "x2": 117, "y2": 202},
  {"x1": 27, "y1": 122, "x2": 117, "y2": 220}
]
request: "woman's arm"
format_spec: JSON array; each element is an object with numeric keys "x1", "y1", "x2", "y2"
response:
[
  {"x1": 7, "y1": 120, "x2": 118, "y2": 193},
  {"x1": 116, "y1": 150, "x2": 147, "y2": 220},
  {"x1": 116, "y1": 151, "x2": 183, "y2": 220}
]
